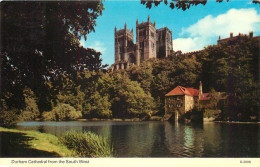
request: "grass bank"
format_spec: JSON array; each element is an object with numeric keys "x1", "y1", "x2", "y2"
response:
[{"x1": 0, "y1": 127, "x2": 74, "y2": 157}]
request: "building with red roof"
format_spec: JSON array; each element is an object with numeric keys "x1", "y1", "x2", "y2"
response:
[{"x1": 164, "y1": 81, "x2": 212, "y2": 121}]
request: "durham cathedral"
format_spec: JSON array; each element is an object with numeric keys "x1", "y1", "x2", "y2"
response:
[{"x1": 110, "y1": 16, "x2": 173, "y2": 71}]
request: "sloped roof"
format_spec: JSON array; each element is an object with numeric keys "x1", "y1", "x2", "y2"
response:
[
  {"x1": 165, "y1": 86, "x2": 192, "y2": 96},
  {"x1": 186, "y1": 87, "x2": 199, "y2": 97},
  {"x1": 165, "y1": 86, "x2": 211, "y2": 101},
  {"x1": 199, "y1": 93, "x2": 211, "y2": 101}
]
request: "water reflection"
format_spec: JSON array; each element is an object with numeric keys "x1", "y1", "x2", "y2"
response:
[{"x1": 16, "y1": 121, "x2": 259, "y2": 157}]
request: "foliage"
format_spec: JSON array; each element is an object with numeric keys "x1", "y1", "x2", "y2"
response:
[
  {"x1": 59, "y1": 130, "x2": 114, "y2": 157},
  {"x1": 141, "y1": 0, "x2": 259, "y2": 10},
  {"x1": 42, "y1": 103, "x2": 82, "y2": 121},
  {"x1": 200, "y1": 36, "x2": 259, "y2": 121},
  {"x1": 1, "y1": 1, "x2": 258, "y2": 122},
  {"x1": 0, "y1": 109, "x2": 18, "y2": 128},
  {"x1": 55, "y1": 74, "x2": 84, "y2": 111},
  {"x1": 141, "y1": 0, "x2": 218, "y2": 10},
  {"x1": 80, "y1": 71, "x2": 155, "y2": 119},
  {"x1": 126, "y1": 51, "x2": 201, "y2": 115},
  {"x1": 80, "y1": 71, "x2": 113, "y2": 118},
  {"x1": 0, "y1": 99, "x2": 19, "y2": 128},
  {"x1": 1, "y1": 1, "x2": 105, "y2": 113},
  {"x1": 208, "y1": 88, "x2": 220, "y2": 110},
  {"x1": 42, "y1": 111, "x2": 56, "y2": 121},
  {"x1": 84, "y1": 92, "x2": 112, "y2": 118},
  {"x1": 19, "y1": 87, "x2": 40, "y2": 121},
  {"x1": 204, "y1": 109, "x2": 220, "y2": 119},
  {"x1": 111, "y1": 72, "x2": 156, "y2": 118}
]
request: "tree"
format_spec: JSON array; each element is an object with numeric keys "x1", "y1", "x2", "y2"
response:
[
  {"x1": 42, "y1": 103, "x2": 82, "y2": 121},
  {"x1": 198, "y1": 36, "x2": 259, "y2": 121},
  {"x1": 111, "y1": 72, "x2": 155, "y2": 118},
  {"x1": 79, "y1": 71, "x2": 114, "y2": 118},
  {"x1": 19, "y1": 87, "x2": 40, "y2": 121},
  {"x1": 83, "y1": 92, "x2": 112, "y2": 118},
  {"x1": 141, "y1": 0, "x2": 259, "y2": 10},
  {"x1": 1, "y1": 1, "x2": 105, "y2": 112}
]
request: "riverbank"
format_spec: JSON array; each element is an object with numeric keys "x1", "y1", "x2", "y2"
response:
[
  {"x1": 213, "y1": 121, "x2": 260, "y2": 124},
  {"x1": 0, "y1": 127, "x2": 74, "y2": 157},
  {"x1": 78, "y1": 117, "x2": 260, "y2": 124},
  {"x1": 78, "y1": 116, "x2": 163, "y2": 122}
]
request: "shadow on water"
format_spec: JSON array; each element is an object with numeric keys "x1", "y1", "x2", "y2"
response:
[{"x1": 0, "y1": 131, "x2": 60, "y2": 157}]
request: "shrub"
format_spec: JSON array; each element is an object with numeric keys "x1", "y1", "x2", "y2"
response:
[
  {"x1": 0, "y1": 109, "x2": 18, "y2": 128},
  {"x1": 19, "y1": 88, "x2": 40, "y2": 121},
  {"x1": 83, "y1": 93, "x2": 112, "y2": 119},
  {"x1": 42, "y1": 111, "x2": 56, "y2": 121},
  {"x1": 59, "y1": 131, "x2": 114, "y2": 157},
  {"x1": 42, "y1": 103, "x2": 82, "y2": 121}
]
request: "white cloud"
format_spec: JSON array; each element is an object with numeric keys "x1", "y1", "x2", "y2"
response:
[
  {"x1": 173, "y1": 37, "x2": 200, "y2": 53},
  {"x1": 80, "y1": 40, "x2": 107, "y2": 54},
  {"x1": 174, "y1": 8, "x2": 260, "y2": 53}
]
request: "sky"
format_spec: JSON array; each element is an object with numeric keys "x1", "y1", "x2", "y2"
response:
[{"x1": 80, "y1": 0, "x2": 260, "y2": 66}]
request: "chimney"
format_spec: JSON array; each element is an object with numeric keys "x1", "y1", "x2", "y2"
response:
[
  {"x1": 124, "y1": 22, "x2": 127, "y2": 30},
  {"x1": 199, "y1": 81, "x2": 203, "y2": 98},
  {"x1": 230, "y1": 32, "x2": 233, "y2": 38},
  {"x1": 148, "y1": 15, "x2": 150, "y2": 23},
  {"x1": 249, "y1": 31, "x2": 253, "y2": 38},
  {"x1": 219, "y1": 35, "x2": 221, "y2": 40}
]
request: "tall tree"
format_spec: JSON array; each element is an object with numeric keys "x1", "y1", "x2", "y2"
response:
[{"x1": 1, "y1": 1, "x2": 105, "y2": 111}]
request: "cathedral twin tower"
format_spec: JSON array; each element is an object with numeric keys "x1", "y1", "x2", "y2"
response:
[{"x1": 111, "y1": 15, "x2": 173, "y2": 71}]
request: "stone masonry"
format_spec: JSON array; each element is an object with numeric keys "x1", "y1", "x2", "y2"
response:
[{"x1": 110, "y1": 15, "x2": 173, "y2": 71}]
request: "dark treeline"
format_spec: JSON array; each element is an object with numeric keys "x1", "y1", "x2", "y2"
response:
[{"x1": 1, "y1": 2, "x2": 259, "y2": 127}]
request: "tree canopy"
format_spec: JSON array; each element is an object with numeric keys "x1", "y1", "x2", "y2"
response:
[
  {"x1": 1, "y1": 1, "x2": 106, "y2": 112},
  {"x1": 141, "y1": 0, "x2": 259, "y2": 10}
]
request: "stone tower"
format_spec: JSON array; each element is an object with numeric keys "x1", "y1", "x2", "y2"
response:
[
  {"x1": 114, "y1": 23, "x2": 135, "y2": 69},
  {"x1": 156, "y1": 27, "x2": 173, "y2": 58},
  {"x1": 111, "y1": 16, "x2": 173, "y2": 71},
  {"x1": 136, "y1": 15, "x2": 157, "y2": 64}
]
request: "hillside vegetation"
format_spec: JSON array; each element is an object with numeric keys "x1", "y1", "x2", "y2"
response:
[{"x1": 1, "y1": 36, "x2": 259, "y2": 125}]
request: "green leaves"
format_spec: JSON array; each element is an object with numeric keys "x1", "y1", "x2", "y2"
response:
[
  {"x1": 1, "y1": 1, "x2": 105, "y2": 113},
  {"x1": 42, "y1": 103, "x2": 82, "y2": 121},
  {"x1": 59, "y1": 130, "x2": 114, "y2": 157}
]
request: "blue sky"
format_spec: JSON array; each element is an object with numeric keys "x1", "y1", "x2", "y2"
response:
[{"x1": 80, "y1": 0, "x2": 260, "y2": 66}]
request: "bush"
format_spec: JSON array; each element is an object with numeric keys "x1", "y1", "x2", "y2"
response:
[
  {"x1": 19, "y1": 88, "x2": 40, "y2": 121},
  {"x1": 0, "y1": 109, "x2": 18, "y2": 128},
  {"x1": 42, "y1": 103, "x2": 82, "y2": 121},
  {"x1": 42, "y1": 111, "x2": 56, "y2": 121},
  {"x1": 204, "y1": 109, "x2": 220, "y2": 119},
  {"x1": 59, "y1": 131, "x2": 114, "y2": 157},
  {"x1": 83, "y1": 93, "x2": 112, "y2": 119}
]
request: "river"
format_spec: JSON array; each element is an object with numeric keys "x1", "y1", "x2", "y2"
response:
[{"x1": 16, "y1": 121, "x2": 259, "y2": 157}]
